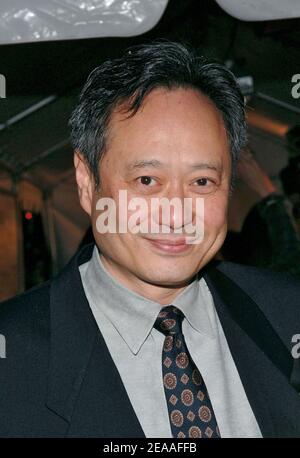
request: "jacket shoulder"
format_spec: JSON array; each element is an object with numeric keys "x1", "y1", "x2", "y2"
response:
[
  {"x1": 215, "y1": 261, "x2": 300, "y2": 343},
  {"x1": 0, "y1": 280, "x2": 51, "y2": 341},
  {"x1": 216, "y1": 260, "x2": 300, "y2": 295}
]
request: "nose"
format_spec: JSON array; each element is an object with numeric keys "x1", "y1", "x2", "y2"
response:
[{"x1": 151, "y1": 183, "x2": 194, "y2": 233}]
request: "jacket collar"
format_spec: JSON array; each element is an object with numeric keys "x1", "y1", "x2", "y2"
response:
[{"x1": 46, "y1": 243, "x2": 99, "y2": 421}]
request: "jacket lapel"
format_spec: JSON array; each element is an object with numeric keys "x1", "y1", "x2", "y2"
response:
[
  {"x1": 204, "y1": 263, "x2": 300, "y2": 437},
  {"x1": 46, "y1": 244, "x2": 145, "y2": 437}
]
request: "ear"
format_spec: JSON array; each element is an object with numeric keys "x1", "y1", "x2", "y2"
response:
[{"x1": 74, "y1": 150, "x2": 93, "y2": 216}]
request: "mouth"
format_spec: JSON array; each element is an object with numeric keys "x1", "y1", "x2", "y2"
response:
[{"x1": 143, "y1": 236, "x2": 193, "y2": 254}]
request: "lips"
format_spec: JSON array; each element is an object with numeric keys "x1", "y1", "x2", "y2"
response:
[
  {"x1": 146, "y1": 237, "x2": 188, "y2": 246},
  {"x1": 144, "y1": 236, "x2": 192, "y2": 253}
]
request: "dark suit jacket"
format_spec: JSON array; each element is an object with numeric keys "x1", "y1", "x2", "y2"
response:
[{"x1": 1, "y1": 243, "x2": 300, "y2": 437}]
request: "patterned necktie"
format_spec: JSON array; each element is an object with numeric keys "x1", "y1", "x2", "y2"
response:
[{"x1": 154, "y1": 305, "x2": 220, "y2": 438}]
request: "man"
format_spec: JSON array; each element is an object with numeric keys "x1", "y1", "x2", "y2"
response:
[{"x1": 1, "y1": 41, "x2": 300, "y2": 438}]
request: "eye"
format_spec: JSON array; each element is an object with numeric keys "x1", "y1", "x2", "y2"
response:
[
  {"x1": 137, "y1": 176, "x2": 157, "y2": 186},
  {"x1": 195, "y1": 178, "x2": 211, "y2": 186},
  {"x1": 192, "y1": 177, "x2": 217, "y2": 193}
]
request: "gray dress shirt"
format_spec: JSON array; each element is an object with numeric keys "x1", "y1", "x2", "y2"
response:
[{"x1": 79, "y1": 245, "x2": 262, "y2": 438}]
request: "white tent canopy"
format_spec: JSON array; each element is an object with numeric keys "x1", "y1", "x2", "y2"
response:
[
  {"x1": 0, "y1": 0, "x2": 168, "y2": 44},
  {"x1": 216, "y1": 0, "x2": 300, "y2": 21}
]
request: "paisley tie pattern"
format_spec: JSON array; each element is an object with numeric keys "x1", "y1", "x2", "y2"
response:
[{"x1": 154, "y1": 305, "x2": 220, "y2": 438}]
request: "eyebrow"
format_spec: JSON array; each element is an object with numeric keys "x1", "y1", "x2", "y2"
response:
[
  {"x1": 125, "y1": 159, "x2": 163, "y2": 171},
  {"x1": 125, "y1": 159, "x2": 222, "y2": 173},
  {"x1": 187, "y1": 162, "x2": 222, "y2": 173}
]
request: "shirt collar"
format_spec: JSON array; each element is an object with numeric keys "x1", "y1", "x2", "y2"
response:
[{"x1": 81, "y1": 245, "x2": 216, "y2": 355}]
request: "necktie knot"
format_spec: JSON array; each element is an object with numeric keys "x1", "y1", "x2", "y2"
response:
[{"x1": 154, "y1": 305, "x2": 184, "y2": 336}]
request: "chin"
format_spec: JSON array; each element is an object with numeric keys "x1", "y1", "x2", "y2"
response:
[{"x1": 141, "y1": 268, "x2": 197, "y2": 288}]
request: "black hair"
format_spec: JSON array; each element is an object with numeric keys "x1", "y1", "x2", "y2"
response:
[{"x1": 69, "y1": 40, "x2": 247, "y2": 189}]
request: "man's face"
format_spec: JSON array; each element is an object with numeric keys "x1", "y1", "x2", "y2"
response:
[{"x1": 77, "y1": 87, "x2": 231, "y2": 290}]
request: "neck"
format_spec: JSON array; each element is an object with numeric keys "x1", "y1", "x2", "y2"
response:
[{"x1": 99, "y1": 253, "x2": 192, "y2": 305}]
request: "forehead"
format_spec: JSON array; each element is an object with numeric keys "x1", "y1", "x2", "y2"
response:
[{"x1": 105, "y1": 87, "x2": 229, "y2": 164}]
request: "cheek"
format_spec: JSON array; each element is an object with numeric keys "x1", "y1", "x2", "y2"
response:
[{"x1": 203, "y1": 196, "x2": 228, "y2": 233}]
